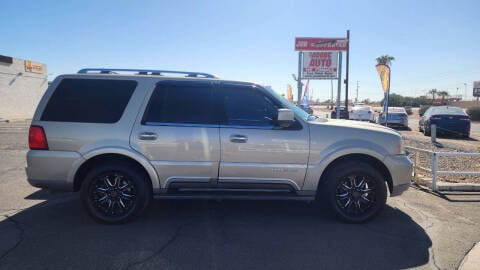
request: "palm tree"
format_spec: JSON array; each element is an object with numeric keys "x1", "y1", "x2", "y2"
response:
[
  {"x1": 376, "y1": 55, "x2": 395, "y2": 66},
  {"x1": 428, "y1": 89, "x2": 438, "y2": 103},
  {"x1": 437, "y1": 90, "x2": 449, "y2": 104}
]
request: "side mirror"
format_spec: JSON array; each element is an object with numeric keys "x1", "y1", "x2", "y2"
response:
[{"x1": 277, "y1": 108, "x2": 295, "y2": 127}]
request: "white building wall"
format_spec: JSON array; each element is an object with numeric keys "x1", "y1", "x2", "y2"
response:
[{"x1": 0, "y1": 57, "x2": 48, "y2": 120}]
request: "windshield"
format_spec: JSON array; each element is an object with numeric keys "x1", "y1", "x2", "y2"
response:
[{"x1": 266, "y1": 87, "x2": 311, "y2": 121}]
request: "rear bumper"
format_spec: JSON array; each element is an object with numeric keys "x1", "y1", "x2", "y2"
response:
[
  {"x1": 26, "y1": 150, "x2": 83, "y2": 191},
  {"x1": 384, "y1": 154, "x2": 413, "y2": 196}
]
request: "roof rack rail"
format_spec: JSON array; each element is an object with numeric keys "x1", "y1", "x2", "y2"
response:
[{"x1": 77, "y1": 68, "x2": 218, "y2": 78}]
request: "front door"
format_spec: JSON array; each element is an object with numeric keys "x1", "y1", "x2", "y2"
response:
[{"x1": 217, "y1": 84, "x2": 310, "y2": 191}]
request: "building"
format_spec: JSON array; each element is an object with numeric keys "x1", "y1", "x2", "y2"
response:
[{"x1": 0, "y1": 55, "x2": 48, "y2": 120}]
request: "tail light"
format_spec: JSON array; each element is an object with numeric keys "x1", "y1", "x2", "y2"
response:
[
  {"x1": 460, "y1": 116, "x2": 471, "y2": 121},
  {"x1": 29, "y1": 125, "x2": 49, "y2": 150}
]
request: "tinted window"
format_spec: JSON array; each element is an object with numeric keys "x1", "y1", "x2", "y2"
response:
[
  {"x1": 41, "y1": 79, "x2": 136, "y2": 123},
  {"x1": 221, "y1": 86, "x2": 279, "y2": 127},
  {"x1": 143, "y1": 83, "x2": 215, "y2": 125}
]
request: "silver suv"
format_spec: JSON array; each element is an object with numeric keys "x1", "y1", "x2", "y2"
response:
[{"x1": 26, "y1": 68, "x2": 412, "y2": 224}]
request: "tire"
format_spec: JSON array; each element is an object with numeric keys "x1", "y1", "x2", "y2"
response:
[
  {"x1": 322, "y1": 161, "x2": 387, "y2": 223},
  {"x1": 80, "y1": 161, "x2": 152, "y2": 224},
  {"x1": 423, "y1": 124, "x2": 431, "y2": 136}
]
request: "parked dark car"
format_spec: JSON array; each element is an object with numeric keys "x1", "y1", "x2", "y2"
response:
[
  {"x1": 419, "y1": 106, "x2": 470, "y2": 137},
  {"x1": 330, "y1": 106, "x2": 349, "y2": 119}
]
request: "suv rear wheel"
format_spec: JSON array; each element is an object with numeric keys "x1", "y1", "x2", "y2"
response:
[
  {"x1": 80, "y1": 161, "x2": 151, "y2": 224},
  {"x1": 323, "y1": 161, "x2": 387, "y2": 223}
]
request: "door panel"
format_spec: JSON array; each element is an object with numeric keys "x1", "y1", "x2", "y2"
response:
[
  {"x1": 217, "y1": 84, "x2": 310, "y2": 190},
  {"x1": 131, "y1": 125, "x2": 220, "y2": 188},
  {"x1": 130, "y1": 81, "x2": 220, "y2": 188},
  {"x1": 219, "y1": 127, "x2": 309, "y2": 190}
]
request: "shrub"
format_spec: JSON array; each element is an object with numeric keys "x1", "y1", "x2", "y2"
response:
[
  {"x1": 419, "y1": 105, "x2": 430, "y2": 116},
  {"x1": 467, "y1": 106, "x2": 480, "y2": 121}
]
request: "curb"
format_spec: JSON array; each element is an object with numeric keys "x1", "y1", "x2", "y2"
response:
[
  {"x1": 415, "y1": 177, "x2": 480, "y2": 192},
  {"x1": 459, "y1": 242, "x2": 480, "y2": 270}
]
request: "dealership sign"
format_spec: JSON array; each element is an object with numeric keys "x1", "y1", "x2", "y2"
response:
[
  {"x1": 295, "y1": 37, "x2": 348, "y2": 51},
  {"x1": 302, "y1": 51, "x2": 339, "y2": 79}
]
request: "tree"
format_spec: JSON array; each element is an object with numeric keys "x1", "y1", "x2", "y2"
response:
[
  {"x1": 437, "y1": 90, "x2": 449, "y2": 104},
  {"x1": 376, "y1": 55, "x2": 395, "y2": 66},
  {"x1": 428, "y1": 89, "x2": 438, "y2": 102}
]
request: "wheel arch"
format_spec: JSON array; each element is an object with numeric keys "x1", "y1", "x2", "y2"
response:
[
  {"x1": 316, "y1": 154, "x2": 393, "y2": 195},
  {"x1": 73, "y1": 152, "x2": 159, "y2": 192}
]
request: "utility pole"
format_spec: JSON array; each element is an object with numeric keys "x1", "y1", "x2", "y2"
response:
[
  {"x1": 464, "y1": 83, "x2": 467, "y2": 101},
  {"x1": 345, "y1": 30, "x2": 350, "y2": 111},
  {"x1": 355, "y1": 81, "x2": 359, "y2": 102}
]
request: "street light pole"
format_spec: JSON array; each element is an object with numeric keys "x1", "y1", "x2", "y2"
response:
[{"x1": 464, "y1": 83, "x2": 467, "y2": 101}]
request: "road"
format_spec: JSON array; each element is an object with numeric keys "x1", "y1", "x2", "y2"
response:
[{"x1": 1, "y1": 121, "x2": 480, "y2": 270}]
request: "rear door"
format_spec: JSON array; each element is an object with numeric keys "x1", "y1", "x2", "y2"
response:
[
  {"x1": 217, "y1": 83, "x2": 310, "y2": 191},
  {"x1": 130, "y1": 80, "x2": 220, "y2": 189}
]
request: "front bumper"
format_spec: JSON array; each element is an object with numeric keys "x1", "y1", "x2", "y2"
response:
[{"x1": 384, "y1": 154, "x2": 413, "y2": 196}]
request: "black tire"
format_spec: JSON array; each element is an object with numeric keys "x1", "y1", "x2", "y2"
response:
[
  {"x1": 322, "y1": 161, "x2": 387, "y2": 223},
  {"x1": 423, "y1": 124, "x2": 431, "y2": 136},
  {"x1": 80, "y1": 161, "x2": 152, "y2": 224}
]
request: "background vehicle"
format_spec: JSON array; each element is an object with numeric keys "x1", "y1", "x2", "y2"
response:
[
  {"x1": 419, "y1": 106, "x2": 471, "y2": 137},
  {"x1": 330, "y1": 106, "x2": 349, "y2": 119},
  {"x1": 349, "y1": 105, "x2": 375, "y2": 122},
  {"x1": 300, "y1": 104, "x2": 314, "y2": 115},
  {"x1": 377, "y1": 107, "x2": 409, "y2": 129},
  {"x1": 26, "y1": 68, "x2": 411, "y2": 224}
]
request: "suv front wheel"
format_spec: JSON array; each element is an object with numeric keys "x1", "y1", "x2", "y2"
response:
[
  {"x1": 324, "y1": 161, "x2": 387, "y2": 223},
  {"x1": 80, "y1": 161, "x2": 151, "y2": 224}
]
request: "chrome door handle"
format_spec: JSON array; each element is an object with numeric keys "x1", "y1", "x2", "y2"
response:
[
  {"x1": 229, "y1": 134, "x2": 248, "y2": 143},
  {"x1": 139, "y1": 132, "x2": 158, "y2": 141}
]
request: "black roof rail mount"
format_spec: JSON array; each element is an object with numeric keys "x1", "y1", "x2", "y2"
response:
[{"x1": 77, "y1": 68, "x2": 217, "y2": 78}]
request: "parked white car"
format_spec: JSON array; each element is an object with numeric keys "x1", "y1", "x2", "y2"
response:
[{"x1": 349, "y1": 106, "x2": 375, "y2": 122}]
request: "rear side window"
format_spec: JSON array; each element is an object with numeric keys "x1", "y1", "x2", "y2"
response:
[
  {"x1": 143, "y1": 83, "x2": 215, "y2": 125},
  {"x1": 41, "y1": 79, "x2": 137, "y2": 123}
]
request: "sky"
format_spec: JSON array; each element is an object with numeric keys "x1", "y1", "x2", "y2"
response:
[{"x1": 1, "y1": 0, "x2": 479, "y2": 102}]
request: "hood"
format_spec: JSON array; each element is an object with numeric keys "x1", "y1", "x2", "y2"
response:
[{"x1": 310, "y1": 118, "x2": 401, "y2": 136}]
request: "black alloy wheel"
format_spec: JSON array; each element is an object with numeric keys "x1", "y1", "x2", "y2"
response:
[
  {"x1": 81, "y1": 161, "x2": 151, "y2": 224},
  {"x1": 322, "y1": 161, "x2": 387, "y2": 223}
]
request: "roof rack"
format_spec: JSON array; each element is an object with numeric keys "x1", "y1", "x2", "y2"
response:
[{"x1": 77, "y1": 68, "x2": 218, "y2": 78}]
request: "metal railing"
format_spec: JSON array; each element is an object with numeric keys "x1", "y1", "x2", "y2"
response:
[{"x1": 406, "y1": 146, "x2": 480, "y2": 192}]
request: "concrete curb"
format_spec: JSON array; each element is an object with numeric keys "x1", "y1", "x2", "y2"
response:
[
  {"x1": 459, "y1": 242, "x2": 480, "y2": 270},
  {"x1": 415, "y1": 177, "x2": 480, "y2": 192}
]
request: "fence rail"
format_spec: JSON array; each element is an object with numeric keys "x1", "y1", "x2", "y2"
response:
[{"x1": 406, "y1": 146, "x2": 480, "y2": 192}]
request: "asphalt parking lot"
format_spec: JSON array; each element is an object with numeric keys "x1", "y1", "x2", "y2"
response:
[{"x1": 1, "y1": 121, "x2": 480, "y2": 270}]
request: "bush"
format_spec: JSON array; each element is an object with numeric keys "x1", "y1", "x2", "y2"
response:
[
  {"x1": 419, "y1": 105, "x2": 430, "y2": 116},
  {"x1": 467, "y1": 106, "x2": 480, "y2": 121}
]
